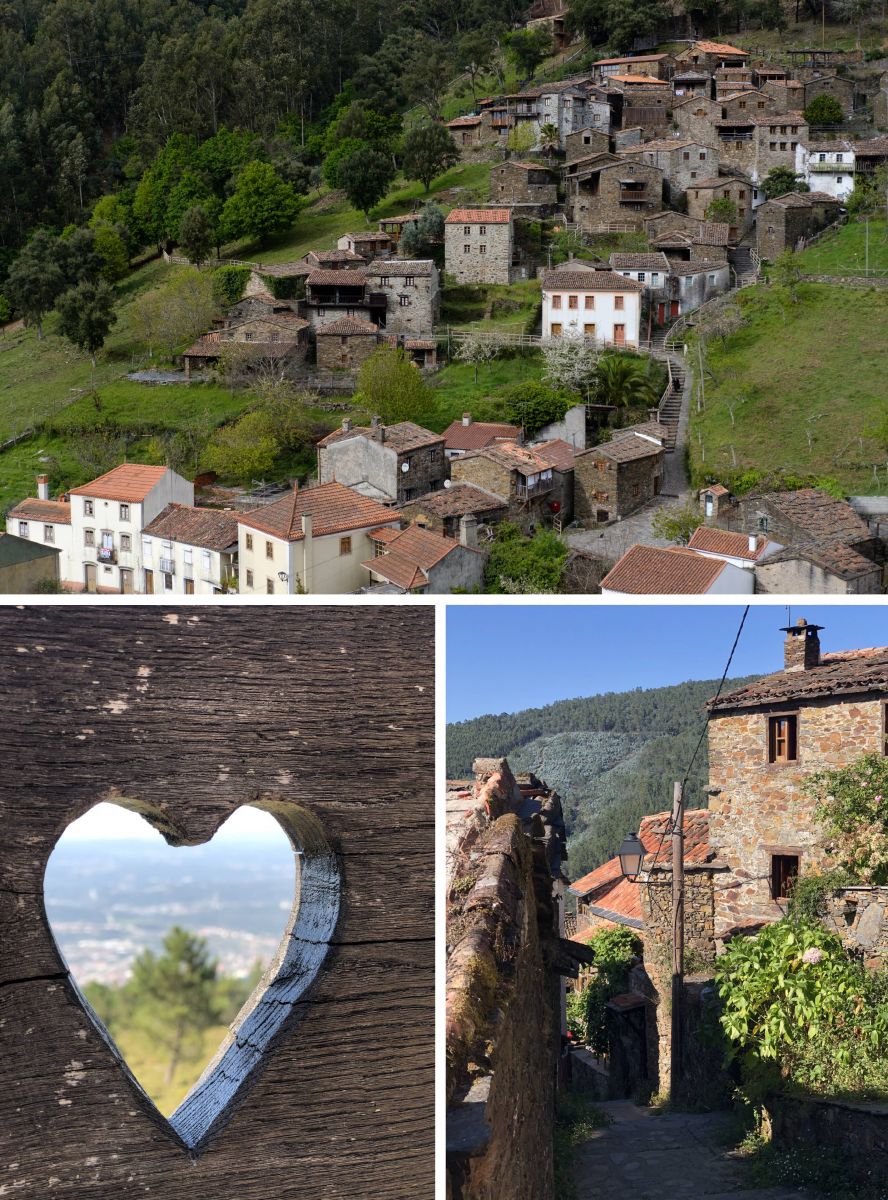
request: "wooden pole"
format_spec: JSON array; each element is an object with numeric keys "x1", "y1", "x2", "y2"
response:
[{"x1": 670, "y1": 780, "x2": 684, "y2": 1100}]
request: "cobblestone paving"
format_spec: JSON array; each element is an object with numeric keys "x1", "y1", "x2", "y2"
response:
[{"x1": 573, "y1": 1102, "x2": 815, "y2": 1200}]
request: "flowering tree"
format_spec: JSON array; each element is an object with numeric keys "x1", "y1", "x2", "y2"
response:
[
  {"x1": 806, "y1": 753, "x2": 888, "y2": 884},
  {"x1": 542, "y1": 338, "x2": 599, "y2": 396}
]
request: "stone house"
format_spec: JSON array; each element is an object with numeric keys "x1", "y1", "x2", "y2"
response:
[
  {"x1": 597, "y1": 76, "x2": 671, "y2": 136},
  {"x1": 537, "y1": 84, "x2": 592, "y2": 146},
  {"x1": 302, "y1": 268, "x2": 382, "y2": 330},
  {"x1": 755, "y1": 190, "x2": 841, "y2": 260},
  {"x1": 795, "y1": 140, "x2": 856, "y2": 199},
  {"x1": 398, "y1": 483, "x2": 508, "y2": 537},
  {"x1": 317, "y1": 418, "x2": 446, "y2": 505},
  {"x1": 591, "y1": 53, "x2": 674, "y2": 82},
  {"x1": 666, "y1": 260, "x2": 732, "y2": 315},
  {"x1": 364, "y1": 259, "x2": 440, "y2": 334},
  {"x1": 620, "y1": 137, "x2": 720, "y2": 200},
  {"x1": 675, "y1": 40, "x2": 749, "y2": 75},
  {"x1": 541, "y1": 265, "x2": 644, "y2": 347},
  {"x1": 714, "y1": 67, "x2": 755, "y2": 98},
  {"x1": 671, "y1": 69, "x2": 711, "y2": 100},
  {"x1": 140, "y1": 503, "x2": 238, "y2": 596},
  {"x1": 449, "y1": 440, "x2": 573, "y2": 531},
  {"x1": 245, "y1": 261, "x2": 311, "y2": 299},
  {"x1": 441, "y1": 413, "x2": 522, "y2": 460},
  {"x1": 182, "y1": 309, "x2": 310, "y2": 377},
  {"x1": 646, "y1": 214, "x2": 731, "y2": 262},
  {"x1": 565, "y1": 156, "x2": 663, "y2": 232},
  {"x1": 766, "y1": 73, "x2": 855, "y2": 117},
  {"x1": 724, "y1": 113, "x2": 810, "y2": 183},
  {"x1": 706, "y1": 619, "x2": 888, "y2": 939},
  {"x1": 718, "y1": 89, "x2": 777, "y2": 121},
  {"x1": 0, "y1": 530, "x2": 61, "y2": 593},
  {"x1": 686, "y1": 175, "x2": 754, "y2": 237},
  {"x1": 315, "y1": 316, "x2": 380, "y2": 371},
  {"x1": 361, "y1": 520, "x2": 487, "y2": 593},
  {"x1": 304, "y1": 248, "x2": 366, "y2": 272},
  {"x1": 377, "y1": 213, "x2": 420, "y2": 247},
  {"x1": 565, "y1": 127, "x2": 611, "y2": 162},
  {"x1": 574, "y1": 426, "x2": 664, "y2": 524},
  {"x1": 236, "y1": 482, "x2": 400, "y2": 595},
  {"x1": 337, "y1": 230, "x2": 393, "y2": 260},
  {"x1": 490, "y1": 161, "x2": 558, "y2": 209},
  {"x1": 444, "y1": 208, "x2": 513, "y2": 285},
  {"x1": 446, "y1": 115, "x2": 485, "y2": 152}
]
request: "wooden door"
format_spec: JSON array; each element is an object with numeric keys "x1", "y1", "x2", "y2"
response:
[
  {"x1": 670, "y1": 300, "x2": 680, "y2": 318},
  {"x1": 119, "y1": 568, "x2": 133, "y2": 595},
  {"x1": 184, "y1": 578, "x2": 195, "y2": 595},
  {"x1": 550, "y1": 322, "x2": 562, "y2": 336},
  {"x1": 84, "y1": 563, "x2": 97, "y2": 593},
  {"x1": 613, "y1": 324, "x2": 625, "y2": 345},
  {"x1": 143, "y1": 568, "x2": 154, "y2": 594},
  {"x1": 657, "y1": 301, "x2": 665, "y2": 325}
]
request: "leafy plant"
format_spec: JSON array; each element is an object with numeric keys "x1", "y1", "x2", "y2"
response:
[
  {"x1": 212, "y1": 265, "x2": 251, "y2": 306},
  {"x1": 806, "y1": 753, "x2": 888, "y2": 883},
  {"x1": 570, "y1": 926, "x2": 641, "y2": 1056}
]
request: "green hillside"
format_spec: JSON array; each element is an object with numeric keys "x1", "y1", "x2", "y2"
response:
[{"x1": 447, "y1": 675, "x2": 759, "y2": 879}]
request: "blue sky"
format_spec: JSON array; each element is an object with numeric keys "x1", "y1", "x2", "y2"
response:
[{"x1": 446, "y1": 603, "x2": 888, "y2": 723}]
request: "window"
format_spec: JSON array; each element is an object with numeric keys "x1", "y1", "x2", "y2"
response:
[
  {"x1": 245, "y1": 533, "x2": 253, "y2": 551},
  {"x1": 246, "y1": 569, "x2": 254, "y2": 588},
  {"x1": 700, "y1": 151, "x2": 706, "y2": 160},
  {"x1": 837, "y1": 176, "x2": 843, "y2": 183},
  {"x1": 43, "y1": 524, "x2": 54, "y2": 543},
  {"x1": 84, "y1": 500, "x2": 94, "y2": 516},
  {"x1": 584, "y1": 323, "x2": 595, "y2": 337},
  {"x1": 683, "y1": 151, "x2": 690, "y2": 161},
  {"x1": 380, "y1": 276, "x2": 390, "y2": 287},
  {"x1": 399, "y1": 294, "x2": 411, "y2": 306},
  {"x1": 464, "y1": 244, "x2": 471, "y2": 254},
  {"x1": 690, "y1": 171, "x2": 697, "y2": 179},
  {"x1": 266, "y1": 540, "x2": 274, "y2": 559},
  {"x1": 478, "y1": 245, "x2": 486, "y2": 255},
  {"x1": 266, "y1": 578, "x2": 274, "y2": 594},
  {"x1": 120, "y1": 504, "x2": 129, "y2": 523},
  {"x1": 651, "y1": 273, "x2": 659, "y2": 284},
  {"x1": 632, "y1": 483, "x2": 640, "y2": 497},
  {"x1": 638, "y1": 272, "x2": 646, "y2": 283},
  {"x1": 614, "y1": 295, "x2": 624, "y2": 310},
  {"x1": 404, "y1": 275, "x2": 415, "y2": 286},
  {"x1": 120, "y1": 533, "x2": 131, "y2": 552},
  {"x1": 429, "y1": 447, "x2": 439, "y2": 462},
  {"x1": 768, "y1": 714, "x2": 798, "y2": 764},
  {"x1": 770, "y1": 142, "x2": 777, "y2": 151},
  {"x1": 163, "y1": 572, "x2": 173, "y2": 591},
  {"x1": 568, "y1": 294, "x2": 578, "y2": 309},
  {"x1": 84, "y1": 529, "x2": 95, "y2": 547},
  {"x1": 479, "y1": 226, "x2": 486, "y2": 236},
  {"x1": 771, "y1": 854, "x2": 800, "y2": 901},
  {"x1": 18, "y1": 520, "x2": 28, "y2": 537},
  {"x1": 184, "y1": 547, "x2": 193, "y2": 569},
  {"x1": 708, "y1": 274, "x2": 716, "y2": 284},
  {"x1": 339, "y1": 536, "x2": 352, "y2": 556},
  {"x1": 551, "y1": 322, "x2": 562, "y2": 336},
  {"x1": 551, "y1": 294, "x2": 562, "y2": 309},
  {"x1": 143, "y1": 538, "x2": 152, "y2": 562},
  {"x1": 463, "y1": 225, "x2": 470, "y2": 235},
  {"x1": 341, "y1": 335, "x2": 348, "y2": 347},
  {"x1": 584, "y1": 295, "x2": 594, "y2": 309}
]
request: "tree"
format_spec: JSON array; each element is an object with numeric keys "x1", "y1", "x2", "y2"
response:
[
  {"x1": 484, "y1": 522, "x2": 568, "y2": 593},
  {"x1": 542, "y1": 338, "x2": 599, "y2": 395},
  {"x1": 457, "y1": 28, "x2": 498, "y2": 101},
  {"x1": 402, "y1": 123, "x2": 459, "y2": 193},
  {"x1": 220, "y1": 161, "x2": 300, "y2": 243},
  {"x1": 706, "y1": 197, "x2": 738, "y2": 226},
  {"x1": 202, "y1": 410, "x2": 282, "y2": 482},
  {"x1": 834, "y1": 0, "x2": 876, "y2": 48},
  {"x1": 455, "y1": 333, "x2": 503, "y2": 383},
  {"x1": 506, "y1": 124, "x2": 537, "y2": 156},
  {"x1": 503, "y1": 28, "x2": 552, "y2": 80},
  {"x1": 539, "y1": 123, "x2": 561, "y2": 158},
  {"x1": 354, "y1": 345, "x2": 432, "y2": 424},
  {"x1": 595, "y1": 354, "x2": 661, "y2": 408},
  {"x1": 695, "y1": 299, "x2": 747, "y2": 348},
  {"x1": 651, "y1": 502, "x2": 703, "y2": 544},
  {"x1": 133, "y1": 269, "x2": 215, "y2": 360},
  {"x1": 400, "y1": 204, "x2": 444, "y2": 257},
  {"x1": 129, "y1": 927, "x2": 220, "y2": 1086},
  {"x1": 566, "y1": 0, "x2": 669, "y2": 54},
  {"x1": 178, "y1": 205, "x2": 215, "y2": 267},
  {"x1": 804, "y1": 94, "x2": 845, "y2": 125},
  {"x1": 5, "y1": 230, "x2": 64, "y2": 338},
  {"x1": 56, "y1": 227, "x2": 104, "y2": 288},
  {"x1": 56, "y1": 280, "x2": 118, "y2": 366},
  {"x1": 773, "y1": 249, "x2": 802, "y2": 304},
  {"x1": 499, "y1": 381, "x2": 576, "y2": 436},
  {"x1": 761, "y1": 166, "x2": 809, "y2": 200},
  {"x1": 92, "y1": 225, "x2": 129, "y2": 282},
  {"x1": 337, "y1": 146, "x2": 395, "y2": 220}
]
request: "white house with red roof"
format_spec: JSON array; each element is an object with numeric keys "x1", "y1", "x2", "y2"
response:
[
  {"x1": 600, "y1": 543, "x2": 752, "y2": 595},
  {"x1": 686, "y1": 525, "x2": 781, "y2": 571},
  {"x1": 444, "y1": 207, "x2": 514, "y2": 285},
  {"x1": 6, "y1": 474, "x2": 73, "y2": 582},
  {"x1": 236, "y1": 481, "x2": 401, "y2": 595},
  {"x1": 541, "y1": 265, "x2": 643, "y2": 347},
  {"x1": 361, "y1": 521, "x2": 487, "y2": 594},
  {"x1": 141, "y1": 504, "x2": 239, "y2": 596}
]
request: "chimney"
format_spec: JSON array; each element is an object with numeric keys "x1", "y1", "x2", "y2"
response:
[
  {"x1": 301, "y1": 513, "x2": 313, "y2": 594},
  {"x1": 459, "y1": 513, "x2": 478, "y2": 548},
  {"x1": 36, "y1": 474, "x2": 50, "y2": 501},
  {"x1": 342, "y1": 417, "x2": 352, "y2": 432},
  {"x1": 462, "y1": 412, "x2": 472, "y2": 427},
  {"x1": 781, "y1": 617, "x2": 823, "y2": 672},
  {"x1": 370, "y1": 416, "x2": 380, "y2": 429},
  {"x1": 748, "y1": 534, "x2": 757, "y2": 554}
]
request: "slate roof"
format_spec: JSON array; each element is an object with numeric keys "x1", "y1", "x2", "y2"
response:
[
  {"x1": 669, "y1": 260, "x2": 728, "y2": 277},
  {"x1": 581, "y1": 432, "x2": 663, "y2": 463},
  {"x1": 757, "y1": 488, "x2": 871, "y2": 545},
  {"x1": 445, "y1": 208, "x2": 512, "y2": 224},
  {"x1": 709, "y1": 646, "x2": 888, "y2": 712},
  {"x1": 69, "y1": 465, "x2": 170, "y2": 502},
  {"x1": 761, "y1": 540, "x2": 878, "y2": 581},
  {"x1": 315, "y1": 316, "x2": 379, "y2": 336},
  {"x1": 365, "y1": 259, "x2": 435, "y2": 277},
  {"x1": 306, "y1": 269, "x2": 367, "y2": 286},
  {"x1": 601, "y1": 544, "x2": 728, "y2": 593},
  {"x1": 612, "y1": 420, "x2": 669, "y2": 443},
  {"x1": 541, "y1": 268, "x2": 644, "y2": 291},
  {"x1": 622, "y1": 137, "x2": 701, "y2": 153},
  {"x1": 609, "y1": 252, "x2": 671, "y2": 270},
  {"x1": 142, "y1": 503, "x2": 239, "y2": 551},
  {"x1": 594, "y1": 53, "x2": 670, "y2": 66},
  {"x1": 0, "y1": 531, "x2": 61, "y2": 567},
  {"x1": 306, "y1": 249, "x2": 365, "y2": 264},
  {"x1": 7, "y1": 498, "x2": 72, "y2": 524},
  {"x1": 253, "y1": 261, "x2": 312, "y2": 277},
  {"x1": 400, "y1": 483, "x2": 507, "y2": 518},
  {"x1": 689, "y1": 175, "x2": 749, "y2": 189},
  {"x1": 238, "y1": 483, "x2": 399, "y2": 542},
  {"x1": 362, "y1": 524, "x2": 476, "y2": 591},
  {"x1": 183, "y1": 333, "x2": 224, "y2": 357},
  {"x1": 462, "y1": 442, "x2": 559, "y2": 477},
  {"x1": 317, "y1": 420, "x2": 444, "y2": 452},
  {"x1": 442, "y1": 419, "x2": 522, "y2": 452},
  {"x1": 688, "y1": 526, "x2": 770, "y2": 560},
  {"x1": 447, "y1": 115, "x2": 482, "y2": 126}
]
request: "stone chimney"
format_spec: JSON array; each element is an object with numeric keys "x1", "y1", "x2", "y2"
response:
[
  {"x1": 342, "y1": 417, "x2": 352, "y2": 432},
  {"x1": 462, "y1": 413, "x2": 472, "y2": 427},
  {"x1": 36, "y1": 474, "x2": 50, "y2": 501},
  {"x1": 781, "y1": 617, "x2": 823, "y2": 672},
  {"x1": 459, "y1": 513, "x2": 478, "y2": 549}
]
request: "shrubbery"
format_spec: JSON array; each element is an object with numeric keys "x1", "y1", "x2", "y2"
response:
[{"x1": 567, "y1": 926, "x2": 641, "y2": 1055}]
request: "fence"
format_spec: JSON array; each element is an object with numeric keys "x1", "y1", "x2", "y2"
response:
[{"x1": 442, "y1": 327, "x2": 653, "y2": 353}]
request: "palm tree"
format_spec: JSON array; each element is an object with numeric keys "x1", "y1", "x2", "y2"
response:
[
  {"x1": 595, "y1": 354, "x2": 661, "y2": 410},
  {"x1": 538, "y1": 122, "x2": 560, "y2": 159}
]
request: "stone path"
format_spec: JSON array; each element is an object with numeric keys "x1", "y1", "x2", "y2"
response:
[{"x1": 573, "y1": 1101, "x2": 815, "y2": 1200}]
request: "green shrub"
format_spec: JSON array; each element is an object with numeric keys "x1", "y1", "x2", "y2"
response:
[
  {"x1": 786, "y1": 869, "x2": 855, "y2": 925},
  {"x1": 806, "y1": 754, "x2": 888, "y2": 883},
  {"x1": 570, "y1": 926, "x2": 641, "y2": 1056},
  {"x1": 213, "y1": 264, "x2": 251, "y2": 306}
]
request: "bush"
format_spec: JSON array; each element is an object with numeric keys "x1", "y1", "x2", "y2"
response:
[
  {"x1": 484, "y1": 522, "x2": 568, "y2": 594},
  {"x1": 569, "y1": 926, "x2": 641, "y2": 1056},
  {"x1": 806, "y1": 753, "x2": 888, "y2": 884},
  {"x1": 498, "y1": 381, "x2": 577, "y2": 436},
  {"x1": 213, "y1": 265, "x2": 251, "y2": 306}
]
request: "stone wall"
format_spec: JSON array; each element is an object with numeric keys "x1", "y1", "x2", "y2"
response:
[
  {"x1": 566, "y1": 128, "x2": 610, "y2": 162},
  {"x1": 445, "y1": 221, "x2": 513, "y2": 285},
  {"x1": 756, "y1": 201, "x2": 812, "y2": 261},
  {"x1": 316, "y1": 331, "x2": 378, "y2": 371},
  {"x1": 570, "y1": 161, "x2": 663, "y2": 231},
  {"x1": 367, "y1": 263, "x2": 440, "y2": 335},
  {"x1": 574, "y1": 448, "x2": 662, "y2": 524},
  {"x1": 708, "y1": 695, "x2": 886, "y2": 940},
  {"x1": 769, "y1": 1094, "x2": 888, "y2": 1187},
  {"x1": 823, "y1": 886, "x2": 888, "y2": 967},
  {"x1": 754, "y1": 554, "x2": 883, "y2": 594},
  {"x1": 490, "y1": 162, "x2": 558, "y2": 207}
]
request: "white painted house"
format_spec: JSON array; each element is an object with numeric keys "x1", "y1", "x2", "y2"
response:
[
  {"x1": 6, "y1": 475, "x2": 74, "y2": 578},
  {"x1": 236, "y1": 481, "x2": 400, "y2": 595},
  {"x1": 141, "y1": 504, "x2": 239, "y2": 595},
  {"x1": 600, "y1": 543, "x2": 753, "y2": 594},
  {"x1": 608, "y1": 252, "x2": 671, "y2": 290},
  {"x1": 686, "y1": 526, "x2": 782, "y2": 570},
  {"x1": 795, "y1": 140, "x2": 855, "y2": 200},
  {"x1": 540, "y1": 266, "x2": 643, "y2": 347}
]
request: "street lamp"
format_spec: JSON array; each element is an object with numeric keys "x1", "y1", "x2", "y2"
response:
[
  {"x1": 277, "y1": 571, "x2": 288, "y2": 583},
  {"x1": 618, "y1": 832, "x2": 646, "y2": 882}
]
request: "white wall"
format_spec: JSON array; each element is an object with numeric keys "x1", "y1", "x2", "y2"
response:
[
  {"x1": 542, "y1": 287, "x2": 641, "y2": 347},
  {"x1": 5, "y1": 517, "x2": 74, "y2": 582},
  {"x1": 238, "y1": 520, "x2": 400, "y2": 595},
  {"x1": 796, "y1": 144, "x2": 855, "y2": 200},
  {"x1": 141, "y1": 536, "x2": 233, "y2": 595}
]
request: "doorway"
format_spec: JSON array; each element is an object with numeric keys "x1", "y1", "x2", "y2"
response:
[{"x1": 84, "y1": 563, "x2": 97, "y2": 593}]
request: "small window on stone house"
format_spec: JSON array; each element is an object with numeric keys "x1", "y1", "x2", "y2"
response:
[
  {"x1": 771, "y1": 854, "x2": 800, "y2": 900},
  {"x1": 463, "y1": 225, "x2": 471, "y2": 235},
  {"x1": 479, "y1": 226, "x2": 486, "y2": 236},
  {"x1": 464, "y1": 244, "x2": 471, "y2": 254},
  {"x1": 683, "y1": 151, "x2": 690, "y2": 160},
  {"x1": 479, "y1": 245, "x2": 486, "y2": 255},
  {"x1": 768, "y1": 714, "x2": 798, "y2": 764},
  {"x1": 405, "y1": 276, "x2": 415, "y2": 286}
]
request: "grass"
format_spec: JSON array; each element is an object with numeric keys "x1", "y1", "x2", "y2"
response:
[
  {"x1": 795, "y1": 217, "x2": 888, "y2": 277},
  {"x1": 688, "y1": 282, "x2": 888, "y2": 495},
  {"x1": 554, "y1": 1092, "x2": 613, "y2": 1200},
  {"x1": 440, "y1": 280, "x2": 542, "y2": 332},
  {"x1": 426, "y1": 351, "x2": 547, "y2": 428},
  {"x1": 114, "y1": 1024, "x2": 230, "y2": 1117}
]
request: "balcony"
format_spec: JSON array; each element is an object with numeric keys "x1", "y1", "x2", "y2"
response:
[
  {"x1": 97, "y1": 545, "x2": 117, "y2": 564},
  {"x1": 516, "y1": 477, "x2": 554, "y2": 501},
  {"x1": 808, "y1": 160, "x2": 848, "y2": 171},
  {"x1": 619, "y1": 187, "x2": 648, "y2": 204},
  {"x1": 305, "y1": 289, "x2": 367, "y2": 306},
  {"x1": 367, "y1": 292, "x2": 388, "y2": 308},
  {"x1": 159, "y1": 558, "x2": 175, "y2": 575}
]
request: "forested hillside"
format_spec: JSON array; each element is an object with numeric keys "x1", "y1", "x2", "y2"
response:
[{"x1": 447, "y1": 676, "x2": 758, "y2": 877}]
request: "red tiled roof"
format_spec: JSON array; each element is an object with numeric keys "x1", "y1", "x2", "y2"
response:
[
  {"x1": 442, "y1": 419, "x2": 522, "y2": 452},
  {"x1": 183, "y1": 333, "x2": 223, "y2": 357},
  {"x1": 541, "y1": 268, "x2": 644, "y2": 291},
  {"x1": 608, "y1": 74, "x2": 670, "y2": 85},
  {"x1": 533, "y1": 438, "x2": 575, "y2": 473},
  {"x1": 445, "y1": 208, "x2": 512, "y2": 224},
  {"x1": 69, "y1": 465, "x2": 171, "y2": 503},
  {"x1": 362, "y1": 523, "x2": 474, "y2": 590},
  {"x1": 709, "y1": 645, "x2": 888, "y2": 712},
  {"x1": 447, "y1": 116, "x2": 482, "y2": 126},
  {"x1": 688, "y1": 526, "x2": 770, "y2": 561},
  {"x1": 306, "y1": 269, "x2": 367, "y2": 286},
  {"x1": 702, "y1": 483, "x2": 729, "y2": 496},
  {"x1": 7, "y1": 498, "x2": 72, "y2": 525},
  {"x1": 601, "y1": 544, "x2": 728, "y2": 594},
  {"x1": 238, "y1": 482, "x2": 399, "y2": 542},
  {"x1": 315, "y1": 316, "x2": 378, "y2": 336},
  {"x1": 141, "y1": 503, "x2": 238, "y2": 551},
  {"x1": 693, "y1": 40, "x2": 747, "y2": 55}
]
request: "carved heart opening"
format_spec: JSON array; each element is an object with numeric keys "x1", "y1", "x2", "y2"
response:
[{"x1": 43, "y1": 797, "x2": 341, "y2": 1154}]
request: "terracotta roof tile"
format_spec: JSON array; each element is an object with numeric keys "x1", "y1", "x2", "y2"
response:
[
  {"x1": 640, "y1": 808, "x2": 712, "y2": 866},
  {"x1": 362, "y1": 524, "x2": 475, "y2": 590},
  {"x1": 608, "y1": 74, "x2": 670, "y2": 85},
  {"x1": 445, "y1": 208, "x2": 512, "y2": 224},
  {"x1": 238, "y1": 482, "x2": 399, "y2": 542},
  {"x1": 463, "y1": 441, "x2": 560, "y2": 477},
  {"x1": 533, "y1": 438, "x2": 576, "y2": 472},
  {"x1": 542, "y1": 268, "x2": 644, "y2": 291},
  {"x1": 709, "y1": 645, "x2": 888, "y2": 712},
  {"x1": 7, "y1": 498, "x2": 72, "y2": 524},
  {"x1": 442, "y1": 419, "x2": 522, "y2": 452},
  {"x1": 447, "y1": 116, "x2": 482, "y2": 126},
  {"x1": 693, "y1": 40, "x2": 747, "y2": 55},
  {"x1": 601, "y1": 544, "x2": 728, "y2": 593},
  {"x1": 317, "y1": 421, "x2": 444, "y2": 452},
  {"x1": 688, "y1": 526, "x2": 770, "y2": 560},
  {"x1": 141, "y1": 503, "x2": 239, "y2": 551},
  {"x1": 315, "y1": 316, "x2": 379, "y2": 336},
  {"x1": 69, "y1": 465, "x2": 171, "y2": 503},
  {"x1": 306, "y1": 269, "x2": 367, "y2": 286}
]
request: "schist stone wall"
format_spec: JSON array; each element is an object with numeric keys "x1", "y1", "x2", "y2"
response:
[
  {"x1": 574, "y1": 448, "x2": 662, "y2": 524},
  {"x1": 823, "y1": 886, "x2": 888, "y2": 967},
  {"x1": 707, "y1": 694, "x2": 886, "y2": 940}
]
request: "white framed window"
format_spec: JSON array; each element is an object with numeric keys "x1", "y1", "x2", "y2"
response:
[
  {"x1": 84, "y1": 500, "x2": 94, "y2": 516},
  {"x1": 184, "y1": 547, "x2": 193, "y2": 568},
  {"x1": 202, "y1": 550, "x2": 211, "y2": 573},
  {"x1": 399, "y1": 294, "x2": 411, "y2": 306},
  {"x1": 44, "y1": 524, "x2": 54, "y2": 543},
  {"x1": 18, "y1": 520, "x2": 28, "y2": 537},
  {"x1": 119, "y1": 503, "x2": 130, "y2": 521},
  {"x1": 84, "y1": 529, "x2": 95, "y2": 548},
  {"x1": 143, "y1": 538, "x2": 152, "y2": 562},
  {"x1": 120, "y1": 533, "x2": 131, "y2": 552}
]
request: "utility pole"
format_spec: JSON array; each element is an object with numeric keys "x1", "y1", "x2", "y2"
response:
[{"x1": 670, "y1": 780, "x2": 684, "y2": 1100}]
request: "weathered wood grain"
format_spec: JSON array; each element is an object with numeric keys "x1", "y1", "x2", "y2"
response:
[{"x1": 0, "y1": 606, "x2": 434, "y2": 1198}]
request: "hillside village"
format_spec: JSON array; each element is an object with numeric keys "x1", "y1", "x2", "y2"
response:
[
  {"x1": 2, "y1": 20, "x2": 888, "y2": 593},
  {"x1": 447, "y1": 616, "x2": 888, "y2": 1197}
]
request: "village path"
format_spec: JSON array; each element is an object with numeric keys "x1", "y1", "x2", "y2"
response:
[{"x1": 572, "y1": 1101, "x2": 815, "y2": 1200}]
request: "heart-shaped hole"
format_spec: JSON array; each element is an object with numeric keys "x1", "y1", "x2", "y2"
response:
[{"x1": 43, "y1": 797, "x2": 341, "y2": 1154}]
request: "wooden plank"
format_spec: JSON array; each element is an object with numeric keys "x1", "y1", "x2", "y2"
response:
[{"x1": 0, "y1": 606, "x2": 434, "y2": 1198}]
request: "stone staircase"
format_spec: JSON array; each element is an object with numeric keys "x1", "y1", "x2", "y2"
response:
[
  {"x1": 730, "y1": 242, "x2": 759, "y2": 288},
  {"x1": 649, "y1": 330, "x2": 686, "y2": 454}
]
